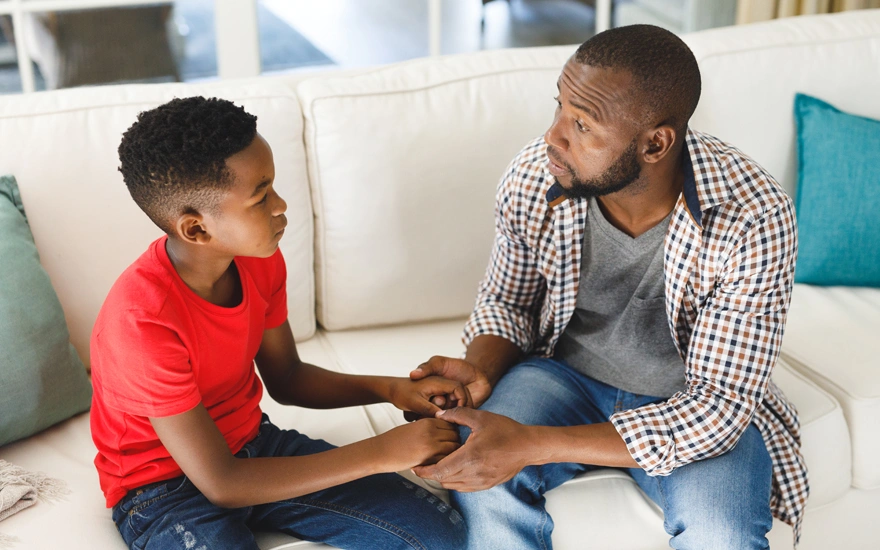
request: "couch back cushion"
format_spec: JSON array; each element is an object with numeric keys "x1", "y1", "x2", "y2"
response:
[
  {"x1": 299, "y1": 47, "x2": 573, "y2": 331},
  {"x1": 303, "y1": 11, "x2": 880, "y2": 332},
  {"x1": 0, "y1": 78, "x2": 316, "y2": 368},
  {"x1": 686, "y1": 9, "x2": 880, "y2": 197}
]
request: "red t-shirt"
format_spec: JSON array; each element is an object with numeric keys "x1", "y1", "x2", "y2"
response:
[{"x1": 89, "y1": 236, "x2": 288, "y2": 507}]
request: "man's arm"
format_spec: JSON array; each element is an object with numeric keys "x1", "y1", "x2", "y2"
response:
[
  {"x1": 413, "y1": 408, "x2": 635, "y2": 491},
  {"x1": 610, "y1": 199, "x2": 798, "y2": 476}
]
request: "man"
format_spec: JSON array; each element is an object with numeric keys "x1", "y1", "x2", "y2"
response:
[{"x1": 410, "y1": 25, "x2": 808, "y2": 549}]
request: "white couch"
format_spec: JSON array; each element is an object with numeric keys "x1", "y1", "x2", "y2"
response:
[{"x1": 1, "y1": 10, "x2": 879, "y2": 549}]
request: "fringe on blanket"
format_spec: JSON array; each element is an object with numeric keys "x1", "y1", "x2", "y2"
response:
[
  {"x1": 0, "y1": 460, "x2": 70, "y2": 549},
  {"x1": 0, "y1": 532, "x2": 19, "y2": 550}
]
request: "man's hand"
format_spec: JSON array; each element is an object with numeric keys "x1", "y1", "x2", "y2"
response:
[
  {"x1": 411, "y1": 407, "x2": 535, "y2": 492},
  {"x1": 386, "y1": 376, "x2": 472, "y2": 419},
  {"x1": 410, "y1": 356, "x2": 493, "y2": 408}
]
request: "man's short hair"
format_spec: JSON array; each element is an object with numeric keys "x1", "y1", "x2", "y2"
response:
[
  {"x1": 574, "y1": 24, "x2": 701, "y2": 134},
  {"x1": 118, "y1": 96, "x2": 258, "y2": 234}
]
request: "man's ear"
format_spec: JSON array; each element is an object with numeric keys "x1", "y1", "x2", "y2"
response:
[
  {"x1": 642, "y1": 125, "x2": 677, "y2": 164},
  {"x1": 173, "y1": 209, "x2": 210, "y2": 246}
]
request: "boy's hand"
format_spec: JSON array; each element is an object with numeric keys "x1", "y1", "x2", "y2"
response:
[
  {"x1": 387, "y1": 376, "x2": 472, "y2": 419},
  {"x1": 374, "y1": 418, "x2": 461, "y2": 472}
]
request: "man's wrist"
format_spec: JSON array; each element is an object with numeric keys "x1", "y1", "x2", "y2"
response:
[{"x1": 464, "y1": 334, "x2": 523, "y2": 387}]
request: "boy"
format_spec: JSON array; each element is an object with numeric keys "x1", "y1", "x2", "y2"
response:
[{"x1": 90, "y1": 97, "x2": 468, "y2": 550}]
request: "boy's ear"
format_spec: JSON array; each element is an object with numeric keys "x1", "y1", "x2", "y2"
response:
[{"x1": 173, "y1": 211, "x2": 211, "y2": 245}]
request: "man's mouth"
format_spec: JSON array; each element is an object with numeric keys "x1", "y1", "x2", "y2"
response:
[{"x1": 546, "y1": 148, "x2": 570, "y2": 177}]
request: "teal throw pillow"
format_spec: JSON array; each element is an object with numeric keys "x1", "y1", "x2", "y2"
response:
[
  {"x1": 794, "y1": 93, "x2": 880, "y2": 287},
  {"x1": 0, "y1": 175, "x2": 92, "y2": 446}
]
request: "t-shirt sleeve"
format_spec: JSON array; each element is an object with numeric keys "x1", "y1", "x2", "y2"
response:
[
  {"x1": 264, "y1": 248, "x2": 288, "y2": 329},
  {"x1": 94, "y1": 311, "x2": 201, "y2": 418}
]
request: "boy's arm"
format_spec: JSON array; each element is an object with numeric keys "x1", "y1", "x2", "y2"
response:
[
  {"x1": 255, "y1": 321, "x2": 470, "y2": 416},
  {"x1": 150, "y1": 404, "x2": 458, "y2": 508}
]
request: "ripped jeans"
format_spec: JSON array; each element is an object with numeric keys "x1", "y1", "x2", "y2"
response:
[{"x1": 111, "y1": 414, "x2": 466, "y2": 550}]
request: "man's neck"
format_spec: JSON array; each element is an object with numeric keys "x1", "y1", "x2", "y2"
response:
[{"x1": 596, "y1": 155, "x2": 685, "y2": 239}]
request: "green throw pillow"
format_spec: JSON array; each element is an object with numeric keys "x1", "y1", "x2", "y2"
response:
[
  {"x1": 0, "y1": 175, "x2": 92, "y2": 446},
  {"x1": 794, "y1": 93, "x2": 880, "y2": 287}
]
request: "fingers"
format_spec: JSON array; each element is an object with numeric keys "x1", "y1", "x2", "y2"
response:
[
  {"x1": 410, "y1": 355, "x2": 454, "y2": 380},
  {"x1": 412, "y1": 451, "x2": 465, "y2": 483},
  {"x1": 410, "y1": 357, "x2": 441, "y2": 380},
  {"x1": 435, "y1": 407, "x2": 482, "y2": 429},
  {"x1": 430, "y1": 394, "x2": 447, "y2": 408}
]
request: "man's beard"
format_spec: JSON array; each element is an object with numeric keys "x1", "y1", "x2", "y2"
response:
[{"x1": 549, "y1": 139, "x2": 642, "y2": 200}]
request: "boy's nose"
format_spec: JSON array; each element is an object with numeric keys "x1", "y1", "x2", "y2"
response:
[{"x1": 273, "y1": 190, "x2": 287, "y2": 216}]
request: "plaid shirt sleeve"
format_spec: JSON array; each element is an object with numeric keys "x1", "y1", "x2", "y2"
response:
[
  {"x1": 610, "y1": 196, "x2": 798, "y2": 476},
  {"x1": 462, "y1": 158, "x2": 547, "y2": 352}
]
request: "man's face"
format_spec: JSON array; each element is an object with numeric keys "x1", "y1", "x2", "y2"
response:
[
  {"x1": 203, "y1": 133, "x2": 287, "y2": 258},
  {"x1": 544, "y1": 60, "x2": 643, "y2": 199}
]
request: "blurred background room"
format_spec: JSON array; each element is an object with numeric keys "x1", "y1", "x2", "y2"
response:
[{"x1": 1, "y1": 0, "x2": 878, "y2": 95}]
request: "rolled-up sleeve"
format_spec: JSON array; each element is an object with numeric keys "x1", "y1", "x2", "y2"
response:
[{"x1": 611, "y1": 198, "x2": 798, "y2": 476}]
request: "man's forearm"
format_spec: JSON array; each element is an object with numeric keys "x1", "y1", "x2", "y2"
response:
[
  {"x1": 526, "y1": 422, "x2": 638, "y2": 469},
  {"x1": 464, "y1": 334, "x2": 524, "y2": 387}
]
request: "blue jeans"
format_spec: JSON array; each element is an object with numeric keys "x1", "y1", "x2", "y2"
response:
[
  {"x1": 112, "y1": 415, "x2": 466, "y2": 550},
  {"x1": 452, "y1": 357, "x2": 773, "y2": 550}
]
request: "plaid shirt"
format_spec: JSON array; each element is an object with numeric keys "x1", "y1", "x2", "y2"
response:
[{"x1": 463, "y1": 130, "x2": 808, "y2": 543}]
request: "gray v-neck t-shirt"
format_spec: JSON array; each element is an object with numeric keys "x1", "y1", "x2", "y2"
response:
[{"x1": 554, "y1": 198, "x2": 686, "y2": 398}]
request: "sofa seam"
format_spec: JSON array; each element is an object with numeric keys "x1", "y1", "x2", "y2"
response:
[
  {"x1": 781, "y1": 351, "x2": 878, "y2": 402},
  {"x1": 696, "y1": 34, "x2": 880, "y2": 65},
  {"x1": 301, "y1": 66, "x2": 561, "y2": 103},
  {"x1": 0, "y1": 93, "x2": 300, "y2": 121}
]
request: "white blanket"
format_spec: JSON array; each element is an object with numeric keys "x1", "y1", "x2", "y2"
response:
[{"x1": 0, "y1": 460, "x2": 68, "y2": 548}]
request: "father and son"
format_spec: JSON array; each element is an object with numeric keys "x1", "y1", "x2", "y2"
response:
[{"x1": 89, "y1": 25, "x2": 809, "y2": 550}]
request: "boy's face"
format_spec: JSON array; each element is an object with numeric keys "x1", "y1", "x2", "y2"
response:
[{"x1": 203, "y1": 132, "x2": 287, "y2": 258}]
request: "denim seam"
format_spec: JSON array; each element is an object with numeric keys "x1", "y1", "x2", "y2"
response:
[
  {"x1": 128, "y1": 478, "x2": 190, "y2": 518},
  {"x1": 536, "y1": 507, "x2": 551, "y2": 550},
  {"x1": 655, "y1": 476, "x2": 675, "y2": 536},
  {"x1": 286, "y1": 498, "x2": 429, "y2": 550}
]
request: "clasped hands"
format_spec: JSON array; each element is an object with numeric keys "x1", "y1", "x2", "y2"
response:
[{"x1": 393, "y1": 356, "x2": 533, "y2": 492}]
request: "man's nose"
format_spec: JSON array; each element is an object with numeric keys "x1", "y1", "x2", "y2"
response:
[{"x1": 544, "y1": 116, "x2": 568, "y2": 152}]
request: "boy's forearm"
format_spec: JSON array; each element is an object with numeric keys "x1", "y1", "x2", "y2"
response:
[
  {"x1": 207, "y1": 437, "x2": 388, "y2": 508},
  {"x1": 271, "y1": 361, "x2": 395, "y2": 409}
]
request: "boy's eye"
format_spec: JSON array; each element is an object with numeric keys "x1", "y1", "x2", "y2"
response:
[{"x1": 256, "y1": 194, "x2": 268, "y2": 205}]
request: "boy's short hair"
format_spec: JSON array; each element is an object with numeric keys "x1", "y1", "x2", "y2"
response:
[{"x1": 118, "y1": 96, "x2": 258, "y2": 234}]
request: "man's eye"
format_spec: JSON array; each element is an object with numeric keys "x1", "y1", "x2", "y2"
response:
[
  {"x1": 256, "y1": 194, "x2": 268, "y2": 205},
  {"x1": 576, "y1": 120, "x2": 587, "y2": 132},
  {"x1": 553, "y1": 96, "x2": 561, "y2": 106}
]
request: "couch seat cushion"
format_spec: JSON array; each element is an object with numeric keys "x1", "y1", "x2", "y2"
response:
[
  {"x1": 0, "y1": 338, "x2": 370, "y2": 550},
  {"x1": 782, "y1": 283, "x2": 880, "y2": 489}
]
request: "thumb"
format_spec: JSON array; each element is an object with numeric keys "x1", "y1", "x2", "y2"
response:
[
  {"x1": 410, "y1": 364, "x2": 430, "y2": 380},
  {"x1": 436, "y1": 407, "x2": 481, "y2": 430},
  {"x1": 410, "y1": 358, "x2": 443, "y2": 380}
]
